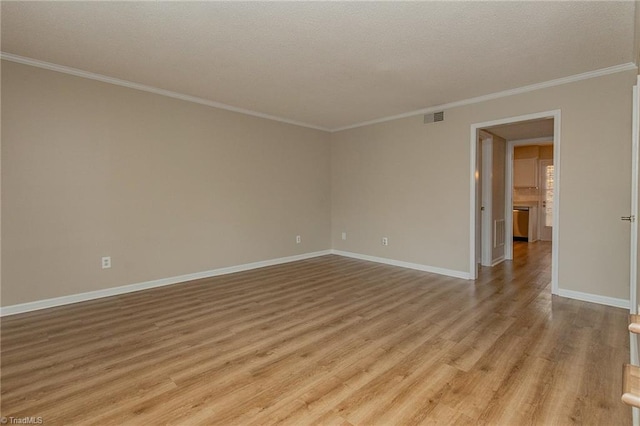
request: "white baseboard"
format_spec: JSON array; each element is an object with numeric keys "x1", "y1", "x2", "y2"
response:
[
  {"x1": 491, "y1": 256, "x2": 505, "y2": 267},
  {"x1": 556, "y1": 288, "x2": 630, "y2": 309},
  {"x1": 0, "y1": 250, "x2": 332, "y2": 317},
  {"x1": 330, "y1": 249, "x2": 472, "y2": 280},
  {"x1": 3, "y1": 249, "x2": 628, "y2": 316}
]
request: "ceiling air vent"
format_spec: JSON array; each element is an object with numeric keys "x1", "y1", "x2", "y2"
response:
[{"x1": 424, "y1": 111, "x2": 444, "y2": 124}]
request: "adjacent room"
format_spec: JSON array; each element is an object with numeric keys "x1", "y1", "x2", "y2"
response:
[{"x1": 2, "y1": 2, "x2": 640, "y2": 425}]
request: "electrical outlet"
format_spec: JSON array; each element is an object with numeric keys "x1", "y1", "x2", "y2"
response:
[
  {"x1": 101, "y1": 256, "x2": 111, "y2": 269},
  {"x1": 381, "y1": 237, "x2": 389, "y2": 246},
  {"x1": 296, "y1": 235, "x2": 301, "y2": 244},
  {"x1": 341, "y1": 232, "x2": 347, "y2": 240}
]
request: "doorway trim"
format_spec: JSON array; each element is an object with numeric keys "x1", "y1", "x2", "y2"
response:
[
  {"x1": 537, "y1": 158, "x2": 555, "y2": 242},
  {"x1": 505, "y1": 138, "x2": 553, "y2": 257},
  {"x1": 469, "y1": 110, "x2": 561, "y2": 295},
  {"x1": 480, "y1": 131, "x2": 494, "y2": 267}
]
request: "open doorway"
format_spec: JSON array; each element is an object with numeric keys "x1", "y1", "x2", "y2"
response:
[{"x1": 470, "y1": 110, "x2": 561, "y2": 294}]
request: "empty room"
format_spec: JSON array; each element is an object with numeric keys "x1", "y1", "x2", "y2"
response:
[{"x1": 2, "y1": 1, "x2": 640, "y2": 425}]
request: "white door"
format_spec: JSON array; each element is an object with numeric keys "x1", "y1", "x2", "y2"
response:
[
  {"x1": 538, "y1": 159, "x2": 554, "y2": 241},
  {"x1": 476, "y1": 136, "x2": 482, "y2": 267},
  {"x1": 481, "y1": 137, "x2": 493, "y2": 266},
  {"x1": 630, "y1": 81, "x2": 639, "y2": 340},
  {"x1": 629, "y1": 80, "x2": 640, "y2": 426}
]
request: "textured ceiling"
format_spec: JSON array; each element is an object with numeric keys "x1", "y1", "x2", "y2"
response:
[{"x1": 1, "y1": 2, "x2": 636, "y2": 131}]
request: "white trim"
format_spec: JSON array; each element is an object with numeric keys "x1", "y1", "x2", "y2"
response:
[
  {"x1": 505, "y1": 144, "x2": 514, "y2": 259},
  {"x1": 505, "y1": 142, "x2": 552, "y2": 249},
  {"x1": 3, "y1": 248, "x2": 626, "y2": 316},
  {"x1": 505, "y1": 135, "x2": 558, "y2": 263},
  {"x1": 556, "y1": 289, "x2": 629, "y2": 309},
  {"x1": 471, "y1": 110, "x2": 561, "y2": 294},
  {"x1": 470, "y1": 126, "x2": 479, "y2": 279},
  {"x1": 630, "y1": 82, "x2": 639, "y2": 416},
  {"x1": 333, "y1": 62, "x2": 636, "y2": 132},
  {"x1": 0, "y1": 250, "x2": 332, "y2": 317},
  {"x1": 491, "y1": 256, "x2": 505, "y2": 267},
  {"x1": 2, "y1": 52, "x2": 634, "y2": 134},
  {"x1": 551, "y1": 114, "x2": 561, "y2": 294},
  {"x1": 0, "y1": 52, "x2": 330, "y2": 132},
  {"x1": 631, "y1": 81, "x2": 639, "y2": 316},
  {"x1": 481, "y1": 137, "x2": 493, "y2": 266},
  {"x1": 331, "y1": 250, "x2": 472, "y2": 280},
  {"x1": 538, "y1": 159, "x2": 554, "y2": 242},
  {"x1": 478, "y1": 129, "x2": 493, "y2": 139}
]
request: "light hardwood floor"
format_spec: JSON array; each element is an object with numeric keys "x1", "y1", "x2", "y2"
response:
[{"x1": 0, "y1": 242, "x2": 630, "y2": 425}]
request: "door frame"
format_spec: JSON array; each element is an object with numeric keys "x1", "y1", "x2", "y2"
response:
[
  {"x1": 630, "y1": 78, "x2": 639, "y2": 426},
  {"x1": 469, "y1": 109, "x2": 561, "y2": 296},
  {"x1": 538, "y1": 158, "x2": 554, "y2": 241},
  {"x1": 630, "y1": 80, "x2": 639, "y2": 319},
  {"x1": 506, "y1": 137, "x2": 553, "y2": 253},
  {"x1": 480, "y1": 132, "x2": 494, "y2": 267}
]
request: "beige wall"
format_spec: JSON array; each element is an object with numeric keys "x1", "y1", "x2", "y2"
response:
[
  {"x1": 2, "y1": 60, "x2": 637, "y2": 307},
  {"x1": 331, "y1": 69, "x2": 636, "y2": 300},
  {"x1": 1, "y1": 61, "x2": 331, "y2": 306}
]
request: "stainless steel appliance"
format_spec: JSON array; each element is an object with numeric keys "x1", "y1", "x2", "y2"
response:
[{"x1": 513, "y1": 206, "x2": 529, "y2": 241}]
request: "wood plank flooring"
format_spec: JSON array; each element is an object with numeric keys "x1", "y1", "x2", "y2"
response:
[{"x1": 0, "y1": 242, "x2": 631, "y2": 425}]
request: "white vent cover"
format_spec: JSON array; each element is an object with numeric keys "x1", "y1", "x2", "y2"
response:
[
  {"x1": 494, "y1": 219, "x2": 505, "y2": 248},
  {"x1": 424, "y1": 111, "x2": 445, "y2": 124}
]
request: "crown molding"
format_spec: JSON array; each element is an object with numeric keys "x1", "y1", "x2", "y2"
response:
[
  {"x1": 0, "y1": 52, "x2": 331, "y2": 132},
  {"x1": 2, "y1": 52, "x2": 636, "y2": 133},
  {"x1": 332, "y1": 62, "x2": 638, "y2": 132}
]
